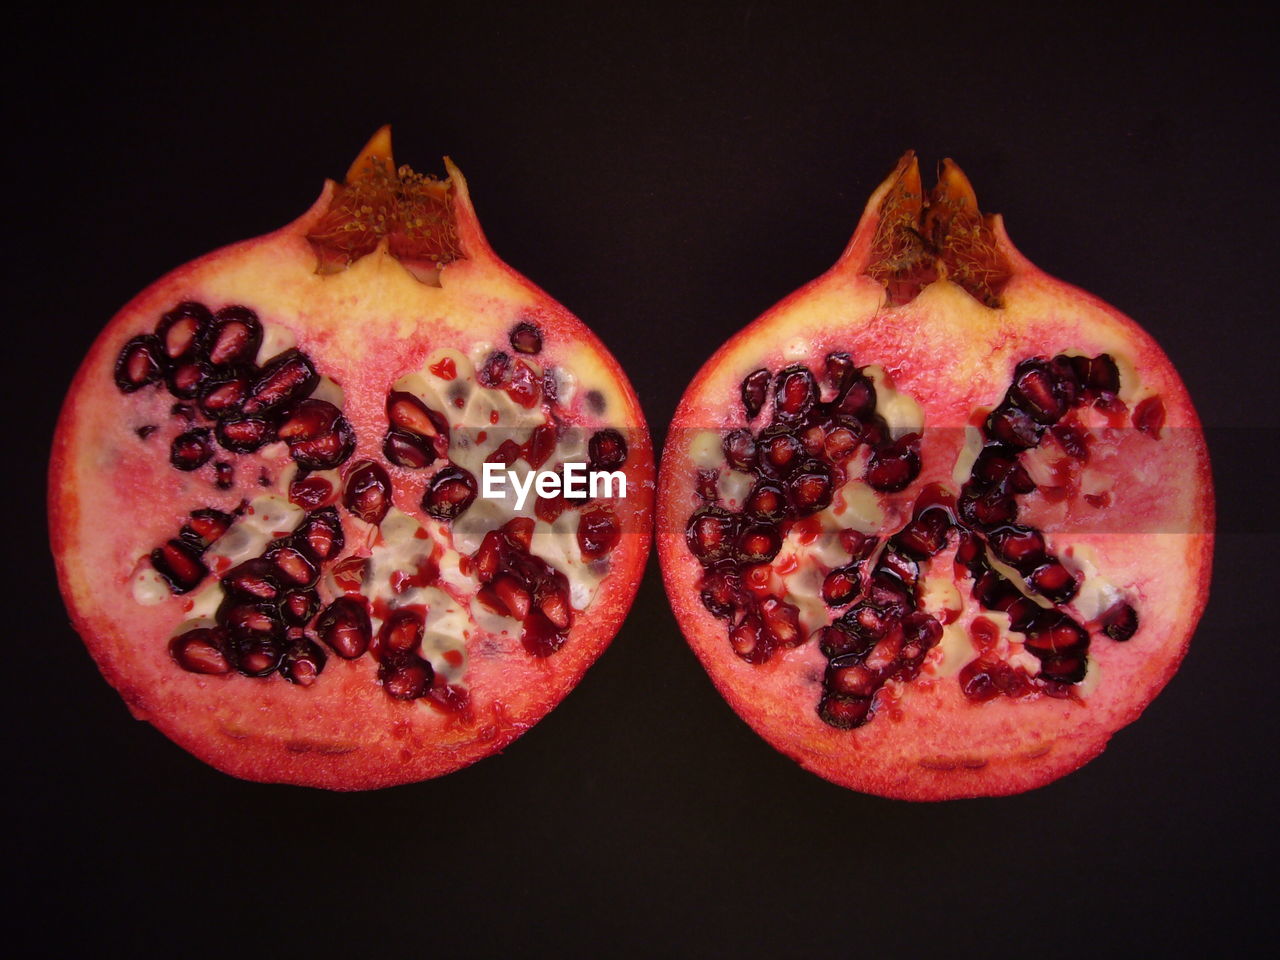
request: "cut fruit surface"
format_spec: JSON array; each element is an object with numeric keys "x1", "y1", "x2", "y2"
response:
[
  {"x1": 51, "y1": 128, "x2": 653, "y2": 790},
  {"x1": 658, "y1": 153, "x2": 1212, "y2": 800}
]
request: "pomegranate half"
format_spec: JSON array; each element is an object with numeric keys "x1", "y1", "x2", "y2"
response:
[
  {"x1": 50, "y1": 128, "x2": 653, "y2": 790},
  {"x1": 658, "y1": 153, "x2": 1212, "y2": 800}
]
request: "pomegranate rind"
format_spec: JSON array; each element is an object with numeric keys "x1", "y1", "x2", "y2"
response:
[
  {"x1": 658, "y1": 158, "x2": 1213, "y2": 800},
  {"x1": 50, "y1": 160, "x2": 654, "y2": 790}
]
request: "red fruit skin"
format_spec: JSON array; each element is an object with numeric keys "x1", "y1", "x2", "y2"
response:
[
  {"x1": 658, "y1": 156, "x2": 1213, "y2": 800},
  {"x1": 50, "y1": 140, "x2": 654, "y2": 790}
]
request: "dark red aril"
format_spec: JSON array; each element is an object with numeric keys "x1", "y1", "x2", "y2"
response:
[
  {"x1": 379, "y1": 609, "x2": 424, "y2": 655},
  {"x1": 170, "y1": 627, "x2": 232, "y2": 675},
  {"x1": 509, "y1": 321, "x2": 542, "y2": 354},
  {"x1": 115, "y1": 335, "x2": 165, "y2": 392},
  {"x1": 822, "y1": 566, "x2": 861, "y2": 606},
  {"x1": 170, "y1": 429, "x2": 214, "y2": 471},
  {"x1": 864, "y1": 434, "x2": 921, "y2": 492},
  {"x1": 315, "y1": 596, "x2": 371, "y2": 659},
  {"x1": 423, "y1": 466, "x2": 477, "y2": 521},
  {"x1": 741, "y1": 368, "x2": 770, "y2": 419},
  {"x1": 686, "y1": 507, "x2": 736, "y2": 564},
  {"x1": 156, "y1": 302, "x2": 212, "y2": 361},
  {"x1": 263, "y1": 541, "x2": 319, "y2": 588},
  {"x1": 588, "y1": 428, "x2": 628, "y2": 471},
  {"x1": 294, "y1": 508, "x2": 345, "y2": 563},
  {"x1": 221, "y1": 558, "x2": 282, "y2": 601},
  {"x1": 215, "y1": 417, "x2": 275, "y2": 453},
  {"x1": 343, "y1": 460, "x2": 392, "y2": 525},
  {"x1": 578, "y1": 505, "x2": 621, "y2": 559},
  {"x1": 207, "y1": 306, "x2": 263, "y2": 366},
  {"x1": 151, "y1": 539, "x2": 207, "y2": 593},
  {"x1": 242, "y1": 349, "x2": 318, "y2": 416},
  {"x1": 280, "y1": 637, "x2": 327, "y2": 686}
]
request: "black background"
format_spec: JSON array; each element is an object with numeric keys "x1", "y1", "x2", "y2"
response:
[{"x1": 10, "y1": 3, "x2": 1275, "y2": 956}]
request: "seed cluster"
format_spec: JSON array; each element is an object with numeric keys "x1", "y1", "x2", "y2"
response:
[
  {"x1": 116, "y1": 301, "x2": 356, "y2": 481},
  {"x1": 688, "y1": 352, "x2": 1150, "y2": 729},
  {"x1": 121, "y1": 310, "x2": 630, "y2": 703}
]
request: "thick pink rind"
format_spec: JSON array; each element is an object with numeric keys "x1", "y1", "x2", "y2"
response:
[
  {"x1": 657, "y1": 162, "x2": 1213, "y2": 801},
  {"x1": 50, "y1": 163, "x2": 654, "y2": 791}
]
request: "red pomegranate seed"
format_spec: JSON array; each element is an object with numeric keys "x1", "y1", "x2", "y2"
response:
[
  {"x1": 1013, "y1": 360, "x2": 1066, "y2": 423},
  {"x1": 686, "y1": 508, "x2": 736, "y2": 563},
  {"x1": 509, "y1": 321, "x2": 543, "y2": 354},
  {"x1": 1133, "y1": 395, "x2": 1165, "y2": 438},
  {"x1": 343, "y1": 460, "x2": 392, "y2": 525},
  {"x1": 504, "y1": 517, "x2": 535, "y2": 550},
  {"x1": 115, "y1": 335, "x2": 165, "y2": 392},
  {"x1": 278, "y1": 399, "x2": 340, "y2": 441},
  {"x1": 289, "y1": 475, "x2": 334, "y2": 509},
  {"x1": 281, "y1": 590, "x2": 320, "y2": 625},
  {"x1": 243, "y1": 350, "x2": 317, "y2": 416},
  {"x1": 864, "y1": 435, "x2": 921, "y2": 492},
  {"x1": 729, "y1": 614, "x2": 770, "y2": 664},
  {"x1": 380, "y1": 654, "x2": 433, "y2": 699},
  {"x1": 722, "y1": 429, "x2": 756, "y2": 471},
  {"x1": 331, "y1": 556, "x2": 366, "y2": 594},
  {"x1": 280, "y1": 637, "x2": 327, "y2": 686},
  {"x1": 473, "y1": 531, "x2": 505, "y2": 581},
  {"x1": 525, "y1": 423, "x2": 558, "y2": 469},
  {"x1": 588, "y1": 429, "x2": 628, "y2": 471},
  {"x1": 316, "y1": 597, "x2": 371, "y2": 659},
  {"x1": 818, "y1": 693, "x2": 871, "y2": 728},
  {"x1": 1029, "y1": 561, "x2": 1078, "y2": 602},
  {"x1": 216, "y1": 416, "x2": 274, "y2": 453},
  {"x1": 506, "y1": 359, "x2": 541, "y2": 407},
  {"x1": 384, "y1": 429, "x2": 436, "y2": 468},
  {"x1": 741, "y1": 368, "x2": 770, "y2": 419},
  {"x1": 985, "y1": 403, "x2": 1043, "y2": 448},
  {"x1": 207, "y1": 306, "x2": 262, "y2": 366},
  {"x1": 759, "y1": 597, "x2": 802, "y2": 646},
  {"x1": 537, "y1": 582, "x2": 572, "y2": 630},
  {"x1": 380, "y1": 609, "x2": 424, "y2": 655},
  {"x1": 222, "y1": 558, "x2": 282, "y2": 600},
  {"x1": 988, "y1": 526, "x2": 1045, "y2": 571},
  {"x1": 295, "y1": 508, "x2": 344, "y2": 562},
  {"x1": 151, "y1": 539, "x2": 207, "y2": 593},
  {"x1": 423, "y1": 466, "x2": 477, "y2": 521},
  {"x1": 969, "y1": 616, "x2": 999, "y2": 651},
  {"x1": 493, "y1": 574, "x2": 532, "y2": 620},
  {"x1": 170, "y1": 429, "x2": 214, "y2": 472},
  {"x1": 182, "y1": 509, "x2": 232, "y2": 547},
  {"x1": 157, "y1": 304, "x2": 209, "y2": 360},
  {"x1": 577, "y1": 506, "x2": 620, "y2": 559},
  {"x1": 828, "y1": 662, "x2": 876, "y2": 697},
  {"x1": 822, "y1": 566, "x2": 861, "y2": 606},
  {"x1": 265, "y1": 543, "x2": 318, "y2": 588},
  {"x1": 959, "y1": 659, "x2": 1000, "y2": 703},
  {"x1": 774, "y1": 367, "x2": 816, "y2": 418},
  {"x1": 170, "y1": 628, "x2": 231, "y2": 675},
  {"x1": 1101, "y1": 601, "x2": 1139, "y2": 642},
  {"x1": 521, "y1": 608, "x2": 566, "y2": 657},
  {"x1": 736, "y1": 523, "x2": 781, "y2": 564},
  {"x1": 387, "y1": 391, "x2": 443, "y2": 438}
]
